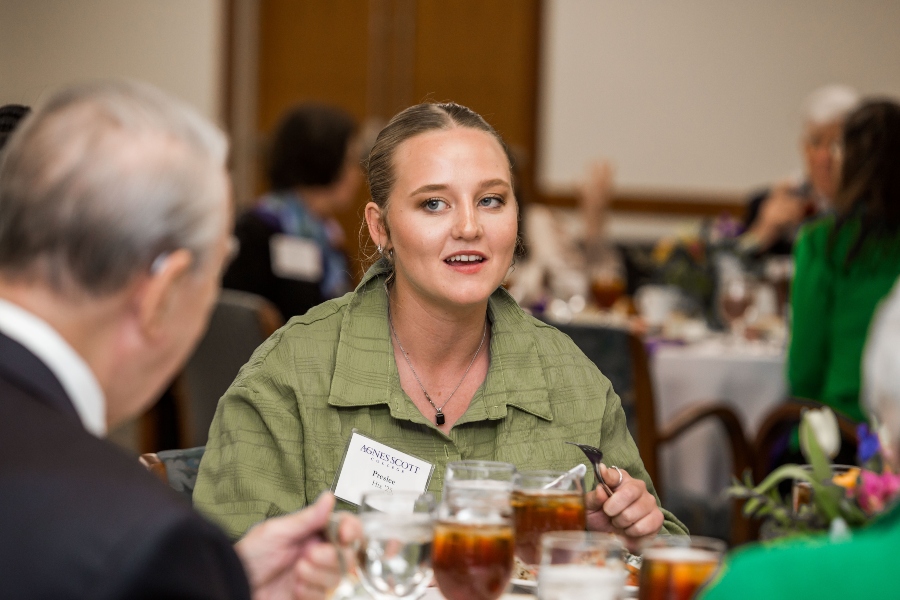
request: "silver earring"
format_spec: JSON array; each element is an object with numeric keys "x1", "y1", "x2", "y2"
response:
[{"x1": 377, "y1": 244, "x2": 383, "y2": 254}]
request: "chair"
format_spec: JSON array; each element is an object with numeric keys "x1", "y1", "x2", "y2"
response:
[
  {"x1": 139, "y1": 446, "x2": 206, "y2": 501},
  {"x1": 752, "y1": 398, "x2": 860, "y2": 484},
  {"x1": 549, "y1": 321, "x2": 754, "y2": 545},
  {"x1": 172, "y1": 289, "x2": 284, "y2": 448}
]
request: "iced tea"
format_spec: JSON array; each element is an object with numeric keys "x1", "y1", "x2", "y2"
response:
[
  {"x1": 511, "y1": 490, "x2": 586, "y2": 565},
  {"x1": 638, "y1": 545, "x2": 722, "y2": 600},
  {"x1": 433, "y1": 521, "x2": 515, "y2": 600}
]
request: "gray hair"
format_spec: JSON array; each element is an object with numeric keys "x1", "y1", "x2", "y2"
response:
[
  {"x1": 0, "y1": 80, "x2": 228, "y2": 296},
  {"x1": 863, "y1": 278, "x2": 900, "y2": 450},
  {"x1": 803, "y1": 84, "x2": 860, "y2": 127}
]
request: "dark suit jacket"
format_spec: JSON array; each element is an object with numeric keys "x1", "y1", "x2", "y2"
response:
[{"x1": 0, "y1": 333, "x2": 250, "y2": 599}]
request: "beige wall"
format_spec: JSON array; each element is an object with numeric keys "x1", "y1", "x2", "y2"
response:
[
  {"x1": 539, "y1": 0, "x2": 900, "y2": 197},
  {"x1": 0, "y1": 0, "x2": 225, "y2": 123}
]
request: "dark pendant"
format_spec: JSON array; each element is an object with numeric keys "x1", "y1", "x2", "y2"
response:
[{"x1": 436, "y1": 412, "x2": 445, "y2": 425}]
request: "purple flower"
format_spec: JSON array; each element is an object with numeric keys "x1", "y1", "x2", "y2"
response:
[{"x1": 857, "y1": 423, "x2": 881, "y2": 464}]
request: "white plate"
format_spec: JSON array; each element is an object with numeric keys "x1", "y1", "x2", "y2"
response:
[
  {"x1": 510, "y1": 578, "x2": 537, "y2": 589},
  {"x1": 511, "y1": 579, "x2": 637, "y2": 596}
]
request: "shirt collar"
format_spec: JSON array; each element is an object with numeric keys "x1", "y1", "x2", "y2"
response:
[
  {"x1": 326, "y1": 260, "x2": 552, "y2": 424},
  {"x1": 0, "y1": 298, "x2": 106, "y2": 436}
]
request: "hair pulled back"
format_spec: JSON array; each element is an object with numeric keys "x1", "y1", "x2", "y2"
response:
[{"x1": 365, "y1": 102, "x2": 513, "y2": 213}]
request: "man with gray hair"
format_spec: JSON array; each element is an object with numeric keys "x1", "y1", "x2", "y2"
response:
[
  {"x1": 0, "y1": 80, "x2": 356, "y2": 599},
  {"x1": 741, "y1": 84, "x2": 860, "y2": 255}
]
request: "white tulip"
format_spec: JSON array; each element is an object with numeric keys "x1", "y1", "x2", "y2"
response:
[{"x1": 802, "y1": 407, "x2": 841, "y2": 459}]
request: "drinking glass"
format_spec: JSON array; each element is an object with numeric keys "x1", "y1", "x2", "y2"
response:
[
  {"x1": 444, "y1": 460, "x2": 517, "y2": 487},
  {"x1": 638, "y1": 536, "x2": 725, "y2": 600},
  {"x1": 433, "y1": 461, "x2": 517, "y2": 600},
  {"x1": 357, "y1": 490, "x2": 436, "y2": 600},
  {"x1": 537, "y1": 532, "x2": 625, "y2": 600},
  {"x1": 718, "y1": 274, "x2": 753, "y2": 340},
  {"x1": 791, "y1": 464, "x2": 859, "y2": 515},
  {"x1": 511, "y1": 470, "x2": 586, "y2": 565}
]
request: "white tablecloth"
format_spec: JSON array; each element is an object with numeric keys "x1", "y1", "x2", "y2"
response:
[{"x1": 650, "y1": 337, "x2": 787, "y2": 501}]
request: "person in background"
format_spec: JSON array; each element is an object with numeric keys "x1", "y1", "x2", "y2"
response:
[
  {"x1": 740, "y1": 85, "x2": 859, "y2": 255},
  {"x1": 224, "y1": 103, "x2": 361, "y2": 319},
  {"x1": 702, "y1": 276, "x2": 900, "y2": 599},
  {"x1": 0, "y1": 104, "x2": 30, "y2": 152},
  {"x1": 507, "y1": 159, "x2": 621, "y2": 311},
  {"x1": 194, "y1": 102, "x2": 686, "y2": 544},
  {"x1": 0, "y1": 80, "x2": 358, "y2": 600},
  {"x1": 789, "y1": 99, "x2": 900, "y2": 423}
]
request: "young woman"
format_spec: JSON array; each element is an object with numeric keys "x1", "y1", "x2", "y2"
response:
[{"x1": 194, "y1": 103, "x2": 685, "y2": 544}]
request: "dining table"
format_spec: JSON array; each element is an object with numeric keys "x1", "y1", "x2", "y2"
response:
[{"x1": 650, "y1": 335, "x2": 787, "y2": 503}]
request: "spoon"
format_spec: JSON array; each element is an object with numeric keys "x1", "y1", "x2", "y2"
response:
[
  {"x1": 566, "y1": 442, "x2": 615, "y2": 497},
  {"x1": 542, "y1": 463, "x2": 587, "y2": 489}
]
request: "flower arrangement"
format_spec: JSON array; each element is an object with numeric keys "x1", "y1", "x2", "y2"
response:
[{"x1": 728, "y1": 407, "x2": 900, "y2": 539}]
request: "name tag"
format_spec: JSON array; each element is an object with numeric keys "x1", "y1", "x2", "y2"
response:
[
  {"x1": 332, "y1": 430, "x2": 434, "y2": 507},
  {"x1": 270, "y1": 234, "x2": 323, "y2": 282}
]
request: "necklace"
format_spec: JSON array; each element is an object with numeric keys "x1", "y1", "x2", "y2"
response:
[{"x1": 387, "y1": 302, "x2": 488, "y2": 426}]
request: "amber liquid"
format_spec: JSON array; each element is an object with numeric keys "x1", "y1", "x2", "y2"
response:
[
  {"x1": 721, "y1": 296, "x2": 751, "y2": 323},
  {"x1": 511, "y1": 490, "x2": 586, "y2": 565},
  {"x1": 433, "y1": 521, "x2": 515, "y2": 600},
  {"x1": 638, "y1": 548, "x2": 720, "y2": 600},
  {"x1": 591, "y1": 278, "x2": 626, "y2": 310}
]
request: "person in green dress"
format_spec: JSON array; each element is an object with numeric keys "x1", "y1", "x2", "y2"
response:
[
  {"x1": 702, "y1": 273, "x2": 900, "y2": 599},
  {"x1": 193, "y1": 102, "x2": 686, "y2": 544},
  {"x1": 788, "y1": 99, "x2": 900, "y2": 422}
]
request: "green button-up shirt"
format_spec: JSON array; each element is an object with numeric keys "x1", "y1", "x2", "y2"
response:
[{"x1": 194, "y1": 261, "x2": 687, "y2": 540}]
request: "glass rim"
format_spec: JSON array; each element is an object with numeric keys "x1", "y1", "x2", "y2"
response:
[
  {"x1": 360, "y1": 490, "x2": 436, "y2": 514},
  {"x1": 361, "y1": 489, "x2": 435, "y2": 499},
  {"x1": 513, "y1": 469, "x2": 584, "y2": 491},
  {"x1": 541, "y1": 530, "x2": 623, "y2": 546},
  {"x1": 514, "y1": 469, "x2": 572, "y2": 478},
  {"x1": 446, "y1": 460, "x2": 517, "y2": 471},
  {"x1": 641, "y1": 535, "x2": 726, "y2": 553}
]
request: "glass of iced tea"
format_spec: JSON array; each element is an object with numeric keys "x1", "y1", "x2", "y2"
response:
[
  {"x1": 511, "y1": 470, "x2": 586, "y2": 565},
  {"x1": 433, "y1": 461, "x2": 516, "y2": 600},
  {"x1": 538, "y1": 531, "x2": 625, "y2": 600},
  {"x1": 638, "y1": 536, "x2": 725, "y2": 600}
]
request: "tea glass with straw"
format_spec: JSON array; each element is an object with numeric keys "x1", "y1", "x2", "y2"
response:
[{"x1": 511, "y1": 469, "x2": 586, "y2": 566}]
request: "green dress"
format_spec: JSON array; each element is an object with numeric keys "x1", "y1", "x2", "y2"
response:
[
  {"x1": 193, "y1": 260, "x2": 687, "y2": 540},
  {"x1": 701, "y1": 503, "x2": 900, "y2": 599},
  {"x1": 788, "y1": 216, "x2": 900, "y2": 422}
]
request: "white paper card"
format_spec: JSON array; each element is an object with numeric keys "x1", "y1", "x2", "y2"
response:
[
  {"x1": 332, "y1": 431, "x2": 434, "y2": 507},
  {"x1": 269, "y1": 234, "x2": 322, "y2": 282}
]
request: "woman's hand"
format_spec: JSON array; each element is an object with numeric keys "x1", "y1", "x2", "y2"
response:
[
  {"x1": 584, "y1": 463, "x2": 664, "y2": 549},
  {"x1": 235, "y1": 493, "x2": 362, "y2": 600}
]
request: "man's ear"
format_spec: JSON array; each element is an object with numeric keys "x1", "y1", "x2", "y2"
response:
[
  {"x1": 364, "y1": 201, "x2": 387, "y2": 248},
  {"x1": 136, "y1": 249, "x2": 193, "y2": 339}
]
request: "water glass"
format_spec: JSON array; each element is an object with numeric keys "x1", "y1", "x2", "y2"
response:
[
  {"x1": 537, "y1": 532, "x2": 625, "y2": 600},
  {"x1": 357, "y1": 490, "x2": 436, "y2": 600},
  {"x1": 444, "y1": 460, "x2": 517, "y2": 488}
]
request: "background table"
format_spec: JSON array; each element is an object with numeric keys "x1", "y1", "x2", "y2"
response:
[{"x1": 650, "y1": 337, "x2": 787, "y2": 503}]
